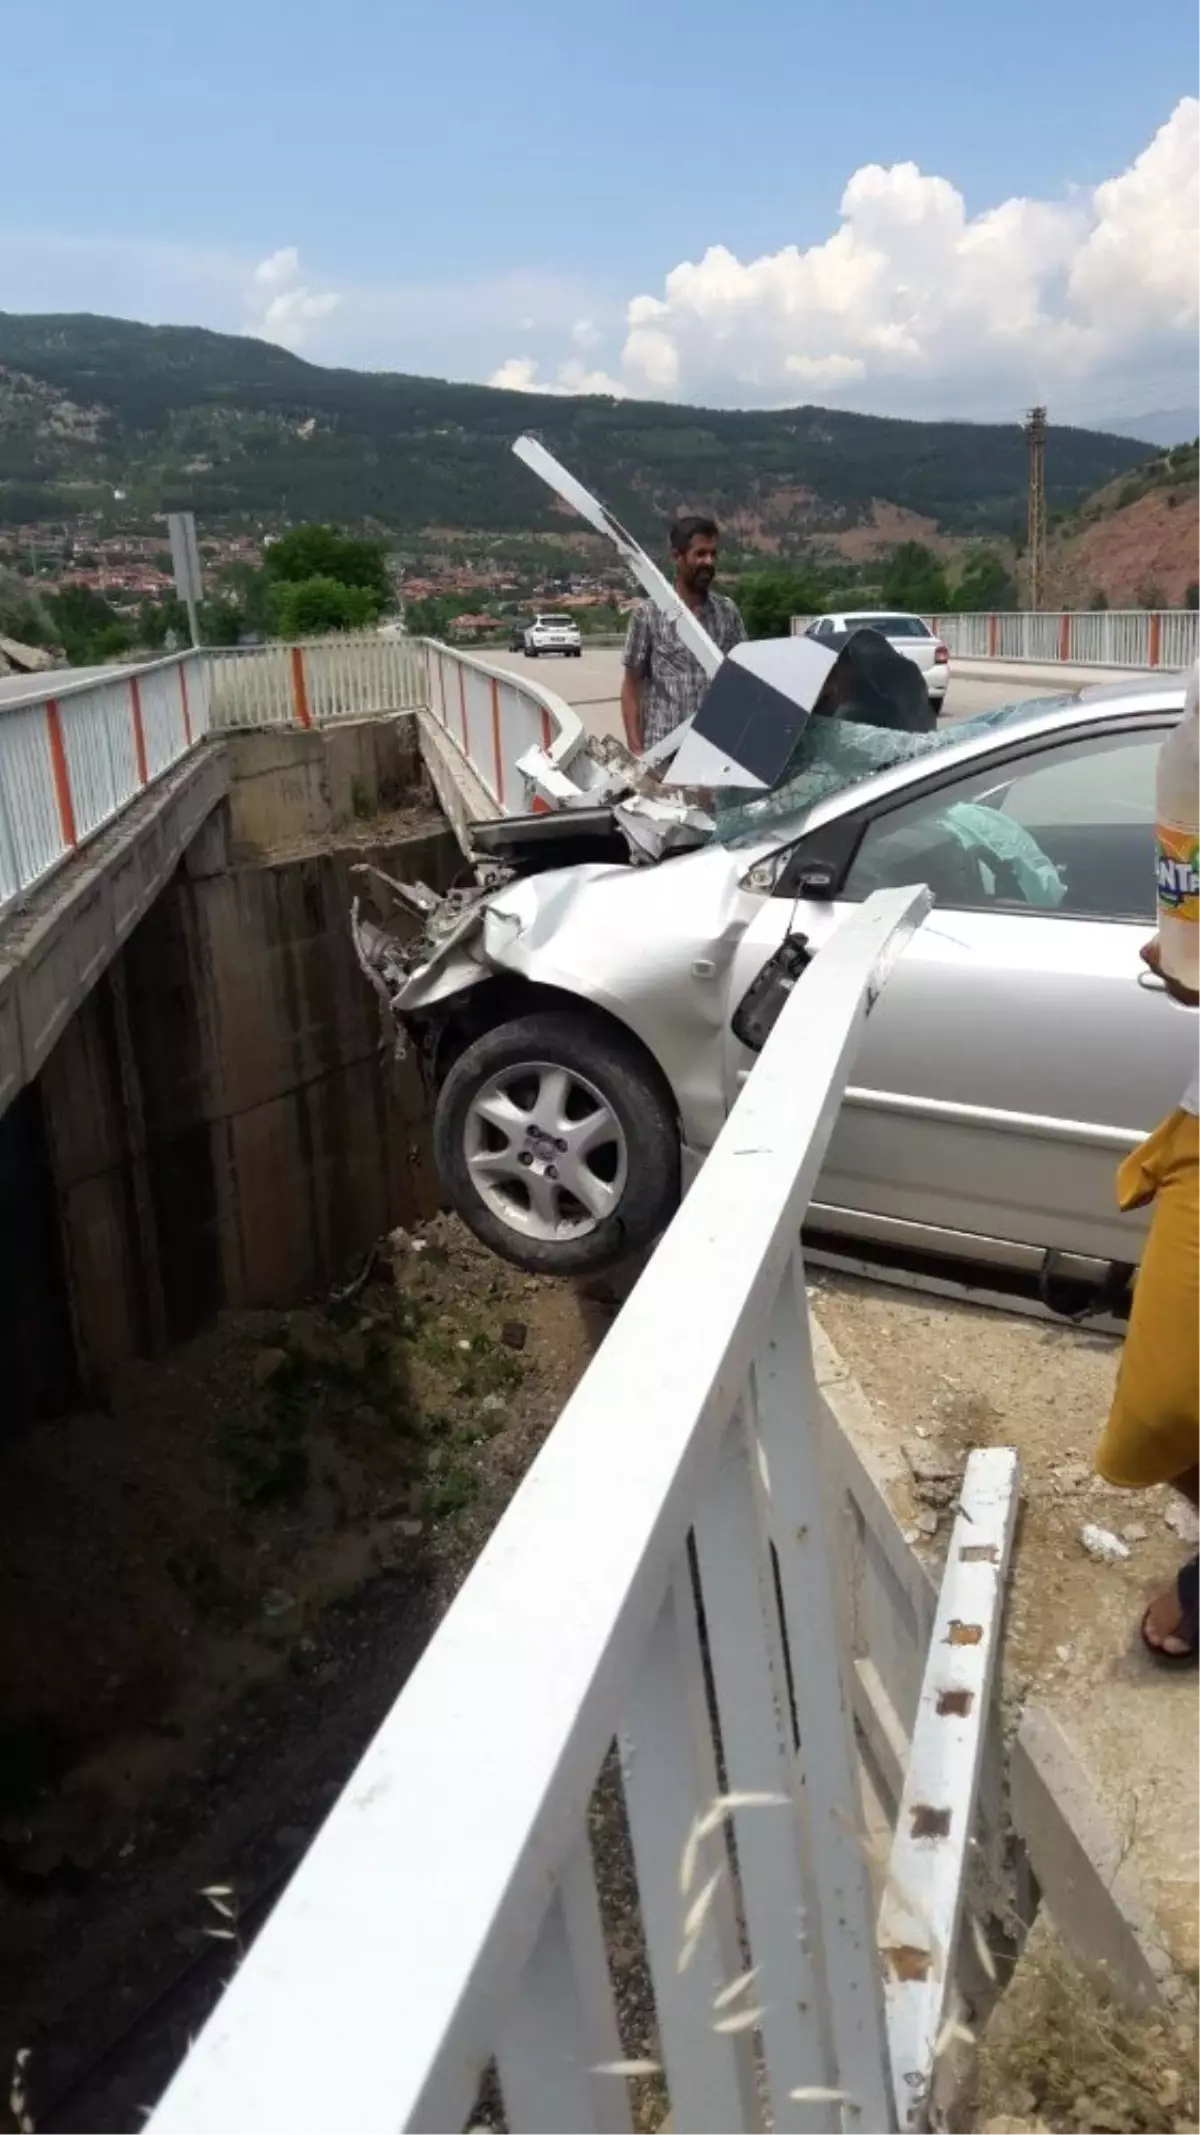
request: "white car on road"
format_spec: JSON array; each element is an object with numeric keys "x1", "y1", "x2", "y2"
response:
[
  {"x1": 806, "y1": 612, "x2": 950, "y2": 711},
  {"x1": 523, "y1": 613, "x2": 582, "y2": 659}
]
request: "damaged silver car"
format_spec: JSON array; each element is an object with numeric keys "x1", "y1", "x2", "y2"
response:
[
  {"x1": 355, "y1": 436, "x2": 1192, "y2": 1301},
  {"x1": 354, "y1": 674, "x2": 1193, "y2": 1301}
]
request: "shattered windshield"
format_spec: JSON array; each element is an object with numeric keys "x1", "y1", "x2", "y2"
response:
[{"x1": 713, "y1": 693, "x2": 1078, "y2": 848}]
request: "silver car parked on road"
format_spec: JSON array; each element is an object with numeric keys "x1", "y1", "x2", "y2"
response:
[{"x1": 358, "y1": 679, "x2": 1191, "y2": 1311}]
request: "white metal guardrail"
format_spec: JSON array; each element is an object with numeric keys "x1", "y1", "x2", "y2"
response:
[
  {"x1": 206, "y1": 632, "x2": 428, "y2": 729},
  {"x1": 423, "y1": 635, "x2": 602, "y2": 812},
  {"x1": 147, "y1": 885, "x2": 1015, "y2": 2135},
  {"x1": 0, "y1": 650, "x2": 213, "y2": 909},
  {"x1": 0, "y1": 633, "x2": 585, "y2": 911},
  {"x1": 791, "y1": 609, "x2": 1199, "y2": 669}
]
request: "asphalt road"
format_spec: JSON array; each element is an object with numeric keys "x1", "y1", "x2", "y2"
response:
[
  {"x1": 489, "y1": 645, "x2": 1059, "y2": 744},
  {"x1": 0, "y1": 661, "x2": 137, "y2": 708}
]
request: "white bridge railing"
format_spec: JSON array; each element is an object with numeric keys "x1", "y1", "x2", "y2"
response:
[
  {"x1": 0, "y1": 634, "x2": 590, "y2": 910},
  {"x1": 422, "y1": 635, "x2": 602, "y2": 812},
  {"x1": 0, "y1": 651, "x2": 214, "y2": 911},
  {"x1": 147, "y1": 885, "x2": 1015, "y2": 2135},
  {"x1": 792, "y1": 608, "x2": 1199, "y2": 669}
]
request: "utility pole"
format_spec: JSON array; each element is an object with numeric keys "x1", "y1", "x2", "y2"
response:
[{"x1": 1025, "y1": 404, "x2": 1047, "y2": 610}]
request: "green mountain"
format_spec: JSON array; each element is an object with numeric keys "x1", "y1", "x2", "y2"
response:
[{"x1": 0, "y1": 310, "x2": 1149, "y2": 545}]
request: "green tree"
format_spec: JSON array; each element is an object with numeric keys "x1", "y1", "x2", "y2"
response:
[
  {"x1": 264, "y1": 525, "x2": 391, "y2": 605},
  {"x1": 46, "y1": 584, "x2": 133, "y2": 663},
  {"x1": 0, "y1": 589, "x2": 52, "y2": 647},
  {"x1": 1185, "y1": 582, "x2": 1198, "y2": 611},
  {"x1": 736, "y1": 566, "x2": 828, "y2": 640},
  {"x1": 952, "y1": 549, "x2": 1017, "y2": 611},
  {"x1": 1089, "y1": 589, "x2": 1110, "y2": 611},
  {"x1": 200, "y1": 597, "x2": 243, "y2": 646},
  {"x1": 881, "y1": 541, "x2": 951, "y2": 614},
  {"x1": 270, "y1": 575, "x2": 381, "y2": 638},
  {"x1": 136, "y1": 593, "x2": 192, "y2": 649},
  {"x1": 403, "y1": 593, "x2": 475, "y2": 638},
  {"x1": 215, "y1": 558, "x2": 274, "y2": 635}
]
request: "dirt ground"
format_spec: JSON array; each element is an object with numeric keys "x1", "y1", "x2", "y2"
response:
[
  {"x1": 972, "y1": 1914, "x2": 1199, "y2": 2134},
  {"x1": 1, "y1": 1226, "x2": 1196, "y2": 2131},
  {"x1": 812, "y1": 1272, "x2": 1200, "y2": 1985},
  {"x1": 0, "y1": 1215, "x2": 607, "y2": 2127}
]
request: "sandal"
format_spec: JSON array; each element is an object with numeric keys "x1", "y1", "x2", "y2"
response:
[{"x1": 1141, "y1": 1554, "x2": 1199, "y2": 1666}]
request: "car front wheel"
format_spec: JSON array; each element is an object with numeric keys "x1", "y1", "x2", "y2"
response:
[{"x1": 434, "y1": 1011, "x2": 680, "y2": 1274}]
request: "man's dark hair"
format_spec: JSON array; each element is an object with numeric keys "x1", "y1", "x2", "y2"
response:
[{"x1": 670, "y1": 514, "x2": 719, "y2": 554}]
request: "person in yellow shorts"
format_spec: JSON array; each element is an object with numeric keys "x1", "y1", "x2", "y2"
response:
[{"x1": 1094, "y1": 936, "x2": 1199, "y2": 1663}]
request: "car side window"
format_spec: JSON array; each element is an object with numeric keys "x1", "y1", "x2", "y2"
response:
[{"x1": 841, "y1": 727, "x2": 1166, "y2": 923}]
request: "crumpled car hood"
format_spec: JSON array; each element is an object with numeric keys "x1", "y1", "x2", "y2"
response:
[{"x1": 356, "y1": 840, "x2": 764, "y2": 1153}]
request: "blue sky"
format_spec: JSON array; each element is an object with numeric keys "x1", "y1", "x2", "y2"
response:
[{"x1": 1, "y1": 0, "x2": 1196, "y2": 418}]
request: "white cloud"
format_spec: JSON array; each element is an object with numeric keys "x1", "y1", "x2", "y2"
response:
[
  {"x1": 3, "y1": 102, "x2": 1194, "y2": 423},
  {"x1": 253, "y1": 246, "x2": 301, "y2": 290},
  {"x1": 491, "y1": 97, "x2": 1197, "y2": 417},
  {"x1": 248, "y1": 246, "x2": 341, "y2": 344},
  {"x1": 623, "y1": 325, "x2": 679, "y2": 390},
  {"x1": 489, "y1": 355, "x2": 539, "y2": 390},
  {"x1": 489, "y1": 353, "x2": 626, "y2": 397}
]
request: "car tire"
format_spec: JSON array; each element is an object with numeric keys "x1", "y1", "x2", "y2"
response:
[
  {"x1": 527, "y1": 645, "x2": 538, "y2": 658},
  {"x1": 434, "y1": 1010, "x2": 680, "y2": 1275}
]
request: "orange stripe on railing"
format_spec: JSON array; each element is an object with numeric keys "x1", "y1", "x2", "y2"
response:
[
  {"x1": 130, "y1": 676, "x2": 148, "y2": 784},
  {"x1": 179, "y1": 664, "x2": 193, "y2": 745},
  {"x1": 1148, "y1": 613, "x2": 1162, "y2": 668},
  {"x1": 45, "y1": 699, "x2": 77, "y2": 848},
  {"x1": 457, "y1": 665, "x2": 469, "y2": 750},
  {"x1": 987, "y1": 614, "x2": 998, "y2": 657},
  {"x1": 290, "y1": 645, "x2": 313, "y2": 726},
  {"x1": 1058, "y1": 614, "x2": 1071, "y2": 661},
  {"x1": 489, "y1": 677, "x2": 505, "y2": 806}
]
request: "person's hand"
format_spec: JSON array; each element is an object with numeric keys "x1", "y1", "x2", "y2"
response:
[{"x1": 1141, "y1": 934, "x2": 1200, "y2": 1007}]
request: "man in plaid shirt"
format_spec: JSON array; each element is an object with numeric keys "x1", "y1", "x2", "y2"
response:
[{"x1": 620, "y1": 515, "x2": 745, "y2": 755}]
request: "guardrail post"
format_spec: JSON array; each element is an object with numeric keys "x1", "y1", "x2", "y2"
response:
[
  {"x1": 1148, "y1": 613, "x2": 1162, "y2": 668},
  {"x1": 489, "y1": 676, "x2": 505, "y2": 807},
  {"x1": 457, "y1": 664, "x2": 469, "y2": 750},
  {"x1": 987, "y1": 613, "x2": 998, "y2": 657},
  {"x1": 44, "y1": 698, "x2": 78, "y2": 850},
  {"x1": 289, "y1": 645, "x2": 313, "y2": 727},
  {"x1": 130, "y1": 676, "x2": 149, "y2": 785}
]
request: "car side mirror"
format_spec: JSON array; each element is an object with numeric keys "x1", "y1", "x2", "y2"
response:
[{"x1": 792, "y1": 861, "x2": 838, "y2": 899}]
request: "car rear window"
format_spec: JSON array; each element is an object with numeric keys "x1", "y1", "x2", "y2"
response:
[
  {"x1": 538, "y1": 615, "x2": 575, "y2": 625},
  {"x1": 844, "y1": 615, "x2": 931, "y2": 639}
]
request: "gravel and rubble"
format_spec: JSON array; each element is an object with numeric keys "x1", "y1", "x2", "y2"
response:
[{"x1": 812, "y1": 1271, "x2": 1200, "y2": 1989}]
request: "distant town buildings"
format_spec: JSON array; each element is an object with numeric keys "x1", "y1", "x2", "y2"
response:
[{"x1": 0, "y1": 515, "x2": 636, "y2": 622}]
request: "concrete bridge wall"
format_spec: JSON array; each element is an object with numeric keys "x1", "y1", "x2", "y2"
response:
[{"x1": 3, "y1": 718, "x2": 458, "y2": 1422}]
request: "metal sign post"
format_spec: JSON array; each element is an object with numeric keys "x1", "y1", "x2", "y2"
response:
[{"x1": 167, "y1": 511, "x2": 204, "y2": 648}]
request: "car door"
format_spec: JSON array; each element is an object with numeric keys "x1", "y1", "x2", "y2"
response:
[{"x1": 779, "y1": 718, "x2": 1193, "y2": 1267}]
